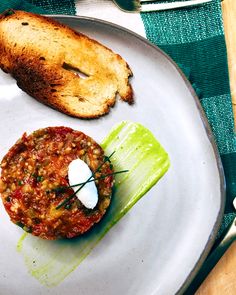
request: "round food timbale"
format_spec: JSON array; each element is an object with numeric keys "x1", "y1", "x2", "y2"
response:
[{"x1": 0, "y1": 127, "x2": 114, "y2": 240}]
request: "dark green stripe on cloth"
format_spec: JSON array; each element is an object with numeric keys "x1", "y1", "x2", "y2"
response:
[
  {"x1": 160, "y1": 36, "x2": 230, "y2": 98},
  {"x1": 29, "y1": 0, "x2": 76, "y2": 15},
  {"x1": 0, "y1": 0, "x2": 46, "y2": 14},
  {"x1": 141, "y1": 0, "x2": 236, "y2": 238},
  {"x1": 0, "y1": 0, "x2": 76, "y2": 15}
]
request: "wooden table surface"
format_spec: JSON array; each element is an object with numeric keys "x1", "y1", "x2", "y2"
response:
[{"x1": 195, "y1": 0, "x2": 236, "y2": 294}]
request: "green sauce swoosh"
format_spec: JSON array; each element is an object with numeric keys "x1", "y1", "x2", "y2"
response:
[{"x1": 17, "y1": 121, "x2": 170, "y2": 287}]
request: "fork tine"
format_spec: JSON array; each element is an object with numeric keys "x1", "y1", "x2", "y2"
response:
[
  {"x1": 233, "y1": 197, "x2": 236, "y2": 210},
  {"x1": 139, "y1": 0, "x2": 210, "y2": 2},
  {"x1": 140, "y1": 0, "x2": 212, "y2": 12},
  {"x1": 139, "y1": 0, "x2": 160, "y2": 2},
  {"x1": 140, "y1": 0, "x2": 211, "y2": 1}
]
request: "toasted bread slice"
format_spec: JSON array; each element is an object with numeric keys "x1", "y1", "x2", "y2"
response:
[{"x1": 0, "y1": 10, "x2": 133, "y2": 118}]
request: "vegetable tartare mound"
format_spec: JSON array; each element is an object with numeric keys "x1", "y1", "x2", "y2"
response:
[{"x1": 0, "y1": 127, "x2": 114, "y2": 240}]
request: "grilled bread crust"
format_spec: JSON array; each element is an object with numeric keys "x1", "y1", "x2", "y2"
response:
[{"x1": 0, "y1": 10, "x2": 133, "y2": 118}]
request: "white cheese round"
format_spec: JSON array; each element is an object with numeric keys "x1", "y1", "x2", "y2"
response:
[{"x1": 68, "y1": 159, "x2": 98, "y2": 209}]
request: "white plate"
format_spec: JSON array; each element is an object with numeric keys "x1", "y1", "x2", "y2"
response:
[{"x1": 0, "y1": 16, "x2": 225, "y2": 295}]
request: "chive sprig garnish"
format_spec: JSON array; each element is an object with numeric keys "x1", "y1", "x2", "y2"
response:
[
  {"x1": 54, "y1": 170, "x2": 129, "y2": 193},
  {"x1": 55, "y1": 151, "x2": 128, "y2": 210}
]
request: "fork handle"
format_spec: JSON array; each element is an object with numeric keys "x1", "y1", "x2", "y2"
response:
[
  {"x1": 184, "y1": 217, "x2": 236, "y2": 294},
  {"x1": 140, "y1": 0, "x2": 212, "y2": 12}
]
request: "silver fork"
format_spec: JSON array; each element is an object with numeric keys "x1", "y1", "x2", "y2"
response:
[{"x1": 112, "y1": 0, "x2": 213, "y2": 13}]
